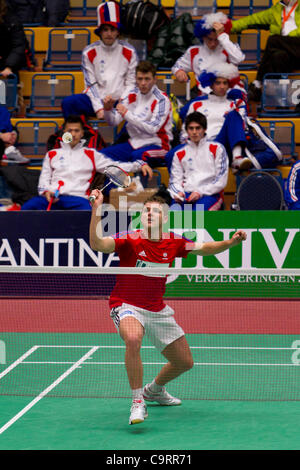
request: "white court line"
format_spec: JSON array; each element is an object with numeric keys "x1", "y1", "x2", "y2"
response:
[
  {"x1": 30, "y1": 345, "x2": 300, "y2": 350},
  {"x1": 0, "y1": 346, "x2": 99, "y2": 436},
  {"x1": 20, "y1": 361, "x2": 299, "y2": 367},
  {"x1": 0, "y1": 346, "x2": 38, "y2": 379}
]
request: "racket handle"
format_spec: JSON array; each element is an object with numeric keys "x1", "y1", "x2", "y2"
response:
[{"x1": 89, "y1": 181, "x2": 111, "y2": 203}]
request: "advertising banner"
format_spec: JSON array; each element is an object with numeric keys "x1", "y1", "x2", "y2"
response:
[{"x1": 0, "y1": 210, "x2": 299, "y2": 297}]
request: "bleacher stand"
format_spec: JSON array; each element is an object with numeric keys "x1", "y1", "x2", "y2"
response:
[
  {"x1": 229, "y1": 0, "x2": 273, "y2": 18},
  {"x1": 0, "y1": 0, "x2": 299, "y2": 212},
  {"x1": 173, "y1": 0, "x2": 217, "y2": 18},
  {"x1": 26, "y1": 73, "x2": 75, "y2": 117}
]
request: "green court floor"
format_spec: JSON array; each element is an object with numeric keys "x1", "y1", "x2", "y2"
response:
[
  {"x1": 0, "y1": 396, "x2": 300, "y2": 450},
  {"x1": 0, "y1": 332, "x2": 300, "y2": 449}
]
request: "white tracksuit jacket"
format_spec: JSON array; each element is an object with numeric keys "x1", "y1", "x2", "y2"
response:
[
  {"x1": 38, "y1": 140, "x2": 145, "y2": 198},
  {"x1": 180, "y1": 93, "x2": 247, "y2": 143},
  {"x1": 104, "y1": 84, "x2": 173, "y2": 150},
  {"x1": 168, "y1": 137, "x2": 229, "y2": 198},
  {"x1": 82, "y1": 39, "x2": 138, "y2": 113},
  {"x1": 171, "y1": 33, "x2": 245, "y2": 94}
]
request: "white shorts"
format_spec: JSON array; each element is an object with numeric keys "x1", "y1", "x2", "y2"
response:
[{"x1": 110, "y1": 302, "x2": 185, "y2": 352}]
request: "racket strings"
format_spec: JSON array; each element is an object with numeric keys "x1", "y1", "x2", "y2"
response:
[
  {"x1": 104, "y1": 166, "x2": 131, "y2": 188},
  {"x1": 89, "y1": 165, "x2": 131, "y2": 203}
]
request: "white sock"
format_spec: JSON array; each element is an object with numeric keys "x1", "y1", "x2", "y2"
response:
[
  {"x1": 149, "y1": 379, "x2": 163, "y2": 393},
  {"x1": 253, "y1": 80, "x2": 262, "y2": 89},
  {"x1": 132, "y1": 388, "x2": 144, "y2": 401},
  {"x1": 232, "y1": 145, "x2": 243, "y2": 160}
]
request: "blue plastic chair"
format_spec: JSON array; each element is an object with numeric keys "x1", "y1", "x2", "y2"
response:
[
  {"x1": 256, "y1": 119, "x2": 297, "y2": 164},
  {"x1": 235, "y1": 31, "x2": 261, "y2": 70},
  {"x1": 15, "y1": 121, "x2": 59, "y2": 164},
  {"x1": 26, "y1": 73, "x2": 75, "y2": 117},
  {"x1": 235, "y1": 169, "x2": 286, "y2": 210},
  {"x1": 66, "y1": 0, "x2": 98, "y2": 25},
  {"x1": 43, "y1": 28, "x2": 91, "y2": 71},
  {"x1": 174, "y1": 0, "x2": 217, "y2": 18},
  {"x1": 156, "y1": 70, "x2": 192, "y2": 104},
  {"x1": 229, "y1": 0, "x2": 272, "y2": 19},
  {"x1": 0, "y1": 74, "x2": 18, "y2": 114}
]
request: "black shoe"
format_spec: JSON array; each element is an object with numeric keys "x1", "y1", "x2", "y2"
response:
[{"x1": 248, "y1": 83, "x2": 262, "y2": 102}]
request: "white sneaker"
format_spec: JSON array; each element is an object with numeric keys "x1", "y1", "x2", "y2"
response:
[
  {"x1": 143, "y1": 384, "x2": 182, "y2": 406},
  {"x1": 129, "y1": 399, "x2": 148, "y2": 425},
  {"x1": 2, "y1": 146, "x2": 30, "y2": 164}
]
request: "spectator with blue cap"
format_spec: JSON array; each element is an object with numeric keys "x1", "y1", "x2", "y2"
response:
[
  {"x1": 171, "y1": 12, "x2": 245, "y2": 96},
  {"x1": 176, "y1": 62, "x2": 282, "y2": 172}
]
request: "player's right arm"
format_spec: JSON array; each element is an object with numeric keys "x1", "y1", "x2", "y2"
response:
[{"x1": 89, "y1": 189, "x2": 116, "y2": 253}]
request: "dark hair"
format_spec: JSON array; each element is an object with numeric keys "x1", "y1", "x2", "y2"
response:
[
  {"x1": 154, "y1": 184, "x2": 172, "y2": 206},
  {"x1": 136, "y1": 61, "x2": 156, "y2": 77},
  {"x1": 144, "y1": 194, "x2": 167, "y2": 206},
  {"x1": 185, "y1": 112, "x2": 207, "y2": 130},
  {"x1": 97, "y1": 23, "x2": 119, "y2": 36},
  {"x1": 144, "y1": 186, "x2": 171, "y2": 215},
  {"x1": 63, "y1": 115, "x2": 85, "y2": 129}
]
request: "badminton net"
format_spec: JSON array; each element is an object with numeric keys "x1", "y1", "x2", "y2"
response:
[{"x1": 0, "y1": 266, "x2": 300, "y2": 401}]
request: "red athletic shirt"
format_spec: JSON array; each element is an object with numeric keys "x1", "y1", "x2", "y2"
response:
[{"x1": 109, "y1": 230, "x2": 194, "y2": 311}]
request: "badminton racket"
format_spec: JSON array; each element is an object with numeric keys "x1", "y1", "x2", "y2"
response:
[
  {"x1": 89, "y1": 165, "x2": 131, "y2": 203},
  {"x1": 46, "y1": 180, "x2": 64, "y2": 211}
]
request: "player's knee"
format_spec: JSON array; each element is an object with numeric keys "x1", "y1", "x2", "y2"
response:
[
  {"x1": 124, "y1": 334, "x2": 142, "y2": 353},
  {"x1": 171, "y1": 356, "x2": 193, "y2": 373},
  {"x1": 181, "y1": 356, "x2": 194, "y2": 372}
]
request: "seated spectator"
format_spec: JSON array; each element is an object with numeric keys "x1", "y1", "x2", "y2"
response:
[
  {"x1": 167, "y1": 112, "x2": 229, "y2": 211},
  {"x1": 21, "y1": 115, "x2": 152, "y2": 211},
  {"x1": 171, "y1": 12, "x2": 245, "y2": 97},
  {"x1": 100, "y1": 60, "x2": 173, "y2": 168},
  {"x1": 230, "y1": 0, "x2": 300, "y2": 102},
  {"x1": 179, "y1": 63, "x2": 282, "y2": 171},
  {"x1": 0, "y1": 104, "x2": 29, "y2": 163},
  {"x1": 46, "y1": 114, "x2": 106, "y2": 152},
  {"x1": 0, "y1": 0, "x2": 27, "y2": 78},
  {"x1": 61, "y1": 1, "x2": 138, "y2": 120},
  {"x1": 284, "y1": 160, "x2": 300, "y2": 210}
]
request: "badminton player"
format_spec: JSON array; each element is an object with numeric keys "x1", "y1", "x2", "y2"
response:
[{"x1": 89, "y1": 190, "x2": 247, "y2": 424}]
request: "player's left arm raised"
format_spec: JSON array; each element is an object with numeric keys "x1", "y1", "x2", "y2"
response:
[{"x1": 190, "y1": 230, "x2": 247, "y2": 256}]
